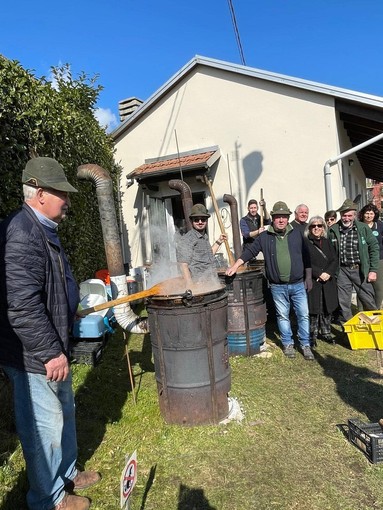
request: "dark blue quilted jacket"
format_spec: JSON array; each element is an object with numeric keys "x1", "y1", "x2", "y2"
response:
[
  {"x1": 240, "y1": 225, "x2": 311, "y2": 284},
  {"x1": 0, "y1": 204, "x2": 77, "y2": 374}
]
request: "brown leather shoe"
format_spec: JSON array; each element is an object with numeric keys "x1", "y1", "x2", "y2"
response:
[
  {"x1": 53, "y1": 493, "x2": 91, "y2": 509},
  {"x1": 68, "y1": 470, "x2": 102, "y2": 490}
]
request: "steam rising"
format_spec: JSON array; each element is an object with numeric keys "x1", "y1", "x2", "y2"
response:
[{"x1": 145, "y1": 225, "x2": 223, "y2": 296}]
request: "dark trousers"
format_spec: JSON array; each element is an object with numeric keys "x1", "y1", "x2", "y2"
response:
[{"x1": 337, "y1": 266, "x2": 376, "y2": 322}]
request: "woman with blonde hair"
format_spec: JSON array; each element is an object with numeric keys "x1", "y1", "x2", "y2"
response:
[{"x1": 305, "y1": 216, "x2": 338, "y2": 345}]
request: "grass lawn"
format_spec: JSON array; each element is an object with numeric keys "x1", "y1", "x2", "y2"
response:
[{"x1": 1, "y1": 320, "x2": 383, "y2": 509}]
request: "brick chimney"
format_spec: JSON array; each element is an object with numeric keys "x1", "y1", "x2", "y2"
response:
[{"x1": 118, "y1": 97, "x2": 143, "y2": 122}]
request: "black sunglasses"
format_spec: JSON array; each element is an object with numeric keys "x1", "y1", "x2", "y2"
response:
[
  {"x1": 192, "y1": 217, "x2": 207, "y2": 222},
  {"x1": 310, "y1": 224, "x2": 324, "y2": 228}
]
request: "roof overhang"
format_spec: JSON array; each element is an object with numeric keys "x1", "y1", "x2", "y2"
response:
[
  {"x1": 336, "y1": 99, "x2": 383, "y2": 181},
  {"x1": 127, "y1": 146, "x2": 221, "y2": 185}
]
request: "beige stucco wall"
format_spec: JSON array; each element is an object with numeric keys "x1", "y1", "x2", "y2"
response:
[{"x1": 115, "y1": 67, "x2": 363, "y2": 268}]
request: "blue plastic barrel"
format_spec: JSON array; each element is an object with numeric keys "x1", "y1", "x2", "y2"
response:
[{"x1": 219, "y1": 268, "x2": 267, "y2": 356}]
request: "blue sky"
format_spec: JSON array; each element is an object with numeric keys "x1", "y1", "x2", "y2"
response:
[{"x1": 2, "y1": 1, "x2": 383, "y2": 130}]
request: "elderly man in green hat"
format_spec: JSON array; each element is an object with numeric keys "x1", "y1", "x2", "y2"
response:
[
  {"x1": 226, "y1": 201, "x2": 315, "y2": 361},
  {"x1": 328, "y1": 198, "x2": 379, "y2": 323},
  {"x1": 0, "y1": 157, "x2": 100, "y2": 510},
  {"x1": 176, "y1": 203, "x2": 227, "y2": 286}
]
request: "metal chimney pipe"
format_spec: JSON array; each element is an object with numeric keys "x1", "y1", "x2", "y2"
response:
[
  {"x1": 168, "y1": 179, "x2": 193, "y2": 231},
  {"x1": 223, "y1": 194, "x2": 242, "y2": 260},
  {"x1": 77, "y1": 163, "x2": 148, "y2": 333}
]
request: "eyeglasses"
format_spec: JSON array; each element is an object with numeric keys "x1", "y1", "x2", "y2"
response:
[
  {"x1": 192, "y1": 217, "x2": 207, "y2": 223},
  {"x1": 326, "y1": 218, "x2": 335, "y2": 221},
  {"x1": 310, "y1": 224, "x2": 324, "y2": 228}
]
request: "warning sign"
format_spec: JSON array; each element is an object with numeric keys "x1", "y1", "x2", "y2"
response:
[{"x1": 120, "y1": 450, "x2": 137, "y2": 508}]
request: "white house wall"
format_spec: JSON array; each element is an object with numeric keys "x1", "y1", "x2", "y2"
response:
[{"x1": 115, "y1": 66, "x2": 359, "y2": 268}]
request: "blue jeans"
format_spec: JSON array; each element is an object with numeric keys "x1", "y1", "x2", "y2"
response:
[
  {"x1": 1, "y1": 366, "x2": 78, "y2": 510},
  {"x1": 270, "y1": 282, "x2": 310, "y2": 347}
]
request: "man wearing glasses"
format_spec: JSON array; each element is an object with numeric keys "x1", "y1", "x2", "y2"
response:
[
  {"x1": 324, "y1": 210, "x2": 337, "y2": 227},
  {"x1": 176, "y1": 203, "x2": 226, "y2": 286},
  {"x1": 328, "y1": 199, "x2": 379, "y2": 323}
]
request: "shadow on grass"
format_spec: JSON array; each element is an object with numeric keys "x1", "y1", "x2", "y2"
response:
[
  {"x1": 0, "y1": 372, "x2": 18, "y2": 462},
  {"x1": 0, "y1": 472, "x2": 28, "y2": 510},
  {"x1": 74, "y1": 330, "x2": 154, "y2": 467},
  {"x1": 137, "y1": 470, "x2": 216, "y2": 510},
  {"x1": 316, "y1": 352, "x2": 383, "y2": 421},
  {"x1": 0, "y1": 328, "x2": 154, "y2": 509},
  {"x1": 177, "y1": 484, "x2": 217, "y2": 510},
  {"x1": 139, "y1": 464, "x2": 156, "y2": 510}
]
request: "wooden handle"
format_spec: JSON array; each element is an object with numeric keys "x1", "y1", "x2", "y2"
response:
[
  {"x1": 204, "y1": 175, "x2": 235, "y2": 266},
  {"x1": 78, "y1": 276, "x2": 187, "y2": 317},
  {"x1": 260, "y1": 188, "x2": 264, "y2": 228},
  {"x1": 79, "y1": 286, "x2": 160, "y2": 316}
]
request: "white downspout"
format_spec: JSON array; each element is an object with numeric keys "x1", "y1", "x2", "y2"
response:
[{"x1": 324, "y1": 132, "x2": 383, "y2": 210}]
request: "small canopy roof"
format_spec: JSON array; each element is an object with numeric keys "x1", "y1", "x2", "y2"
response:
[{"x1": 127, "y1": 146, "x2": 220, "y2": 183}]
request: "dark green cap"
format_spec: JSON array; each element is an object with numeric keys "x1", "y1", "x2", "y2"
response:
[
  {"x1": 270, "y1": 201, "x2": 292, "y2": 216},
  {"x1": 337, "y1": 199, "x2": 357, "y2": 213},
  {"x1": 189, "y1": 203, "x2": 210, "y2": 218},
  {"x1": 22, "y1": 157, "x2": 78, "y2": 192}
]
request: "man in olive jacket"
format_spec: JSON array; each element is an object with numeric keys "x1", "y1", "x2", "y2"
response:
[{"x1": 328, "y1": 199, "x2": 379, "y2": 323}]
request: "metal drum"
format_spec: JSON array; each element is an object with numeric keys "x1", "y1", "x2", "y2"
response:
[
  {"x1": 147, "y1": 286, "x2": 231, "y2": 425},
  {"x1": 218, "y1": 268, "x2": 267, "y2": 356}
]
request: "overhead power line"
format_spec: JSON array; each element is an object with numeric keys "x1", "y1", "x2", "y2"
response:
[{"x1": 227, "y1": 0, "x2": 246, "y2": 66}]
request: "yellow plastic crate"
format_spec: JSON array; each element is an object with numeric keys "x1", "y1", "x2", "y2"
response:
[{"x1": 343, "y1": 311, "x2": 383, "y2": 350}]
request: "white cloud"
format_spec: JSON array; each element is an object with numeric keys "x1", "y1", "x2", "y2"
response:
[
  {"x1": 94, "y1": 107, "x2": 118, "y2": 132},
  {"x1": 46, "y1": 63, "x2": 119, "y2": 132},
  {"x1": 48, "y1": 61, "x2": 70, "y2": 90}
]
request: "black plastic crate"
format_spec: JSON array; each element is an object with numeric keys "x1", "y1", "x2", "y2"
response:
[
  {"x1": 70, "y1": 340, "x2": 104, "y2": 367},
  {"x1": 348, "y1": 418, "x2": 383, "y2": 463}
]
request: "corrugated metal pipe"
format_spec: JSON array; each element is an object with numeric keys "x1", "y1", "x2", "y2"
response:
[
  {"x1": 77, "y1": 164, "x2": 148, "y2": 333},
  {"x1": 223, "y1": 194, "x2": 242, "y2": 260},
  {"x1": 168, "y1": 179, "x2": 193, "y2": 231}
]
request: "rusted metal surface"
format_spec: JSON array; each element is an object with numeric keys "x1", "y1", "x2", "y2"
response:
[
  {"x1": 77, "y1": 164, "x2": 124, "y2": 276},
  {"x1": 168, "y1": 179, "x2": 193, "y2": 231},
  {"x1": 218, "y1": 268, "x2": 267, "y2": 356},
  {"x1": 77, "y1": 164, "x2": 147, "y2": 333},
  {"x1": 223, "y1": 193, "x2": 242, "y2": 260},
  {"x1": 147, "y1": 287, "x2": 231, "y2": 425}
]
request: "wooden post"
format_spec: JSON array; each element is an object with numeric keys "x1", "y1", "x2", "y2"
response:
[
  {"x1": 123, "y1": 331, "x2": 136, "y2": 405},
  {"x1": 260, "y1": 188, "x2": 264, "y2": 228},
  {"x1": 203, "y1": 175, "x2": 235, "y2": 266}
]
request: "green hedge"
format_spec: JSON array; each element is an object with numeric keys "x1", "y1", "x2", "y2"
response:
[{"x1": 0, "y1": 56, "x2": 121, "y2": 282}]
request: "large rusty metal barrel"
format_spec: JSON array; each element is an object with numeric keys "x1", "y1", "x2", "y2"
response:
[
  {"x1": 147, "y1": 286, "x2": 231, "y2": 425},
  {"x1": 218, "y1": 267, "x2": 267, "y2": 356}
]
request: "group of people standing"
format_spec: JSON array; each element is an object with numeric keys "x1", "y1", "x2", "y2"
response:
[
  {"x1": 176, "y1": 195, "x2": 382, "y2": 361},
  {"x1": 232, "y1": 197, "x2": 382, "y2": 357}
]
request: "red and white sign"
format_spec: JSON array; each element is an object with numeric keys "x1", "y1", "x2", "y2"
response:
[{"x1": 120, "y1": 450, "x2": 137, "y2": 508}]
